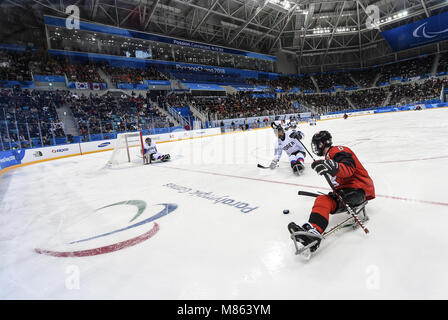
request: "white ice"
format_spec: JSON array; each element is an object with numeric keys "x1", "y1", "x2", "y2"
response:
[{"x1": 1, "y1": 108, "x2": 448, "y2": 299}]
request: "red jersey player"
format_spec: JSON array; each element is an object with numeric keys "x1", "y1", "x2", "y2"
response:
[{"x1": 288, "y1": 130, "x2": 375, "y2": 252}]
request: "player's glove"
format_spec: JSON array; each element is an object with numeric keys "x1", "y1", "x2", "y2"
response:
[
  {"x1": 311, "y1": 159, "x2": 339, "y2": 176},
  {"x1": 289, "y1": 131, "x2": 303, "y2": 140},
  {"x1": 270, "y1": 159, "x2": 279, "y2": 169}
]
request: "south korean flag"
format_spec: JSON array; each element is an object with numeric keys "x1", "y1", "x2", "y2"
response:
[{"x1": 75, "y1": 82, "x2": 89, "y2": 90}]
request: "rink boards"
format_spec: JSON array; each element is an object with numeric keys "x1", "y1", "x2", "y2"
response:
[
  {"x1": 0, "y1": 127, "x2": 223, "y2": 174},
  {"x1": 1, "y1": 101, "x2": 448, "y2": 175}
]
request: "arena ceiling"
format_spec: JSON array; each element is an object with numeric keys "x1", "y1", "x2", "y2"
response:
[{"x1": 1, "y1": 0, "x2": 448, "y2": 70}]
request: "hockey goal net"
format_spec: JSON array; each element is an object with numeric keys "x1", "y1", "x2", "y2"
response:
[{"x1": 107, "y1": 132, "x2": 145, "y2": 166}]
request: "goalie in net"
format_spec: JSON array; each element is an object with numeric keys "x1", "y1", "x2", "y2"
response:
[
  {"x1": 107, "y1": 132, "x2": 170, "y2": 166},
  {"x1": 143, "y1": 137, "x2": 170, "y2": 164}
]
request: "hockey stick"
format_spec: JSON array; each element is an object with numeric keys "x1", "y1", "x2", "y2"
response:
[
  {"x1": 298, "y1": 190, "x2": 321, "y2": 197},
  {"x1": 294, "y1": 138, "x2": 370, "y2": 234},
  {"x1": 257, "y1": 163, "x2": 278, "y2": 169},
  {"x1": 321, "y1": 174, "x2": 369, "y2": 234}
]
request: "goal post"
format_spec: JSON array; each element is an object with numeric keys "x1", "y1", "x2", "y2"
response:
[{"x1": 107, "y1": 131, "x2": 145, "y2": 166}]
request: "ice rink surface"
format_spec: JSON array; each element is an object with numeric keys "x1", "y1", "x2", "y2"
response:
[{"x1": 1, "y1": 108, "x2": 448, "y2": 299}]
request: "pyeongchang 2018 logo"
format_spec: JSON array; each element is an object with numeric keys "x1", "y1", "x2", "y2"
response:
[
  {"x1": 413, "y1": 22, "x2": 448, "y2": 39},
  {"x1": 34, "y1": 201, "x2": 177, "y2": 257}
]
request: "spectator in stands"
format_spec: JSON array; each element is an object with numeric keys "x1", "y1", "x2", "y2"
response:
[
  {"x1": 377, "y1": 55, "x2": 435, "y2": 84},
  {"x1": 104, "y1": 65, "x2": 167, "y2": 84},
  {"x1": 388, "y1": 78, "x2": 445, "y2": 105},
  {"x1": 314, "y1": 72, "x2": 355, "y2": 90},
  {"x1": 349, "y1": 88, "x2": 387, "y2": 109},
  {"x1": 350, "y1": 68, "x2": 378, "y2": 88}
]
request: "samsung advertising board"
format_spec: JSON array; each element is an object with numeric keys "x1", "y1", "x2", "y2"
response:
[{"x1": 382, "y1": 11, "x2": 448, "y2": 51}]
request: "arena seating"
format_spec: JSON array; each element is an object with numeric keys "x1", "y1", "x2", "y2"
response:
[
  {"x1": 69, "y1": 92, "x2": 171, "y2": 141},
  {"x1": 437, "y1": 52, "x2": 448, "y2": 74},
  {"x1": 348, "y1": 87, "x2": 388, "y2": 109},
  {"x1": 162, "y1": 91, "x2": 298, "y2": 120},
  {"x1": 104, "y1": 65, "x2": 167, "y2": 85},
  {"x1": 254, "y1": 75, "x2": 315, "y2": 91},
  {"x1": 376, "y1": 54, "x2": 435, "y2": 84},
  {"x1": 314, "y1": 72, "x2": 355, "y2": 90},
  {"x1": 296, "y1": 92, "x2": 350, "y2": 114},
  {"x1": 0, "y1": 89, "x2": 66, "y2": 149},
  {"x1": 349, "y1": 68, "x2": 378, "y2": 88},
  {"x1": 1, "y1": 48, "x2": 447, "y2": 151},
  {"x1": 388, "y1": 78, "x2": 446, "y2": 106},
  {"x1": 0, "y1": 50, "x2": 33, "y2": 81}
]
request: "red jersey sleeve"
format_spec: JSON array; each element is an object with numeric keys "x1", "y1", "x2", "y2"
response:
[{"x1": 326, "y1": 146, "x2": 376, "y2": 200}]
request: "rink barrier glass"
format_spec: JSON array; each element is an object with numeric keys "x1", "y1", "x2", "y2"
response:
[
  {"x1": 2, "y1": 102, "x2": 448, "y2": 175},
  {"x1": 0, "y1": 125, "x2": 260, "y2": 174}
]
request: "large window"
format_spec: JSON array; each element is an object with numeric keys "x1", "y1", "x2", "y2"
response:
[{"x1": 47, "y1": 25, "x2": 275, "y2": 72}]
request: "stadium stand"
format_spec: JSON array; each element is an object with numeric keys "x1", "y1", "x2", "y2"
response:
[
  {"x1": 314, "y1": 72, "x2": 356, "y2": 90},
  {"x1": 1, "y1": 45, "x2": 448, "y2": 151},
  {"x1": 376, "y1": 54, "x2": 435, "y2": 84},
  {"x1": 0, "y1": 89, "x2": 66, "y2": 149},
  {"x1": 348, "y1": 87, "x2": 388, "y2": 109}
]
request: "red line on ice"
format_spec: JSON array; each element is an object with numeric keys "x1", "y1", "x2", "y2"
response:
[
  {"x1": 163, "y1": 166, "x2": 448, "y2": 207},
  {"x1": 370, "y1": 155, "x2": 448, "y2": 164}
]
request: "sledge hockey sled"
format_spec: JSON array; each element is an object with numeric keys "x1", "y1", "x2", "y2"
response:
[{"x1": 291, "y1": 191, "x2": 369, "y2": 259}]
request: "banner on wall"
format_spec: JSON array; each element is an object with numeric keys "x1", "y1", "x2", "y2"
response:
[
  {"x1": 251, "y1": 94, "x2": 275, "y2": 98},
  {"x1": 381, "y1": 11, "x2": 448, "y2": 51},
  {"x1": 135, "y1": 84, "x2": 149, "y2": 90},
  {"x1": 146, "y1": 80, "x2": 171, "y2": 86},
  {"x1": 0, "y1": 149, "x2": 25, "y2": 169},
  {"x1": 299, "y1": 112, "x2": 312, "y2": 118},
  {"x1": 0, "y1": 81, "x2": 34, "y2": 88},
  {"x1": 182, "y1": 82, "x2": 226, "y2": 91},
  {"x1": 232, "y1": 86, "x2": 265, "y2": 92},
  {"x1": 33, "y1": 75, "x2": 66, "y2": 83},
  {"x1": 175, "y1": 64, "x2": 226, "y2": 75}
]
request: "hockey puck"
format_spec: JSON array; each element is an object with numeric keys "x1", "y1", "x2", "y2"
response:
[{"x1": 283, "y1": 209, "x2": 290, "y2": 214}]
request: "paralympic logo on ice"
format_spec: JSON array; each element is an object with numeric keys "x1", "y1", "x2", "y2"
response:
[
  {"x1": 413, "y1": 22, "x2": 448, "y2": 39},
  {"x1": 34, "y1": 201, "x2": 178, "y2": 257},
  {"x1": 163, "y1": 183, "x2": 259, "y2": 214}
]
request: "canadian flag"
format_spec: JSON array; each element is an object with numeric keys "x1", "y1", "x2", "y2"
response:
[{"x1": 75, "y1": 82, "x2": 89, "y2": 90}]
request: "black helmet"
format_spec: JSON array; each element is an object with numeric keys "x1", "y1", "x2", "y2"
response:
[
  {"x1": 271, "y1": 121, "x2": 283, "y2": 131},
  {"x1": 271, "y1": 121, "x2": 285, "y2": 138},
  {"x1": 145, "y1": 137, "x2": 151, "y2": 143},
  {"x1": 311, "y1": 131, "x2": 332, "y2": 156}
]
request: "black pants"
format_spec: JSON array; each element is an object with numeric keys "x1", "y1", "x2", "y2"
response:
[{"x1": 329, "y1": 188, "x2": 366, "y2": 213}]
